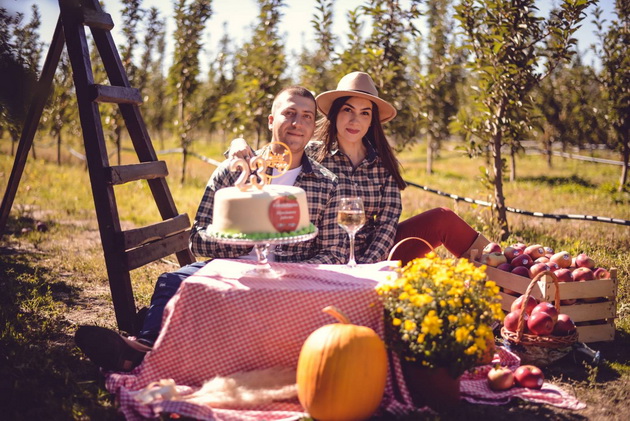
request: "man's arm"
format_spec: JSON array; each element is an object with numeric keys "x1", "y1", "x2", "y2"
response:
[{"x1": 189, "y1": 162, "x2": 253, "y2": 258}]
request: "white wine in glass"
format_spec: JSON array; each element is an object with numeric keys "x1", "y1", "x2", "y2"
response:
[{"x1": 337, "y1": 197, "x2": 366, "y2": 267}]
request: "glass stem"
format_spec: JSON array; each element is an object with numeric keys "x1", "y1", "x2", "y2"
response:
[{"x1": 348, "y1": 233, "x2": 357, "y2": 267}]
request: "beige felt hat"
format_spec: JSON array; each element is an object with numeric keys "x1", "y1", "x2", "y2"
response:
[{"x1": 315, "y1": 72, "x2": 397, "y2": 123}]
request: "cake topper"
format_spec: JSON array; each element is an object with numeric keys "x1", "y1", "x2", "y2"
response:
[{"x1": 231, "y1": 141, "x2": 293, "y2": 191}]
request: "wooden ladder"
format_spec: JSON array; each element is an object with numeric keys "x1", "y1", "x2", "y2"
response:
[{"x1": 0, "y1": 0, "x2": 196, "y2": 334}]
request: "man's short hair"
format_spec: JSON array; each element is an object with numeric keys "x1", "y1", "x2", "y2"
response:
[{"x1": 272, "y1": 86, "x2": 316, "y2": 114}]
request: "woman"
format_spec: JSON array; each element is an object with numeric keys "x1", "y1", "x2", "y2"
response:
[{"x1": 230, "y1": 72, "x2": 489, "y2": 264}]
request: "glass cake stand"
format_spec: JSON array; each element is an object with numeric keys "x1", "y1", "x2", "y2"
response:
[{"x1": 205, "y1": 228, "x2": 318, "y2": 278}]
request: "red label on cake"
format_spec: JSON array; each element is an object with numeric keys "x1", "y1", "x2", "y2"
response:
[{"x1": 269, "y1": 195, "x2": 300, "y2": 232}]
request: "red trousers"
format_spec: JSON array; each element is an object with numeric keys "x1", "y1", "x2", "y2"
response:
[{"x1": 391, "y1": 207, "x2": 478, "y2": 265}]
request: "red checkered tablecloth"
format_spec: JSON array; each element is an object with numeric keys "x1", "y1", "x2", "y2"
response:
[{"x1": 106, "y1": 259, "x2": 415, "y2": 420}]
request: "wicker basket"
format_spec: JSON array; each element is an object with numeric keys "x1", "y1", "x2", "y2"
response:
[
  {"x1": 501, "y1": 270, "x2": 579, "y2": 366},
  {"x1": 387, "y1": 236, "x2": 434, "y2": 263}
]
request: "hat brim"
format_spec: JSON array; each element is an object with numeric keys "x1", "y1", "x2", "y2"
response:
[{"x1": 315, "y1": 90, "x2": 397, "y2": 123}]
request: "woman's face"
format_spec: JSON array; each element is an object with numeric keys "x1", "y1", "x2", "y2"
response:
[{"x1": 335, "y1": 96, "x2": 373, "y2": 147}]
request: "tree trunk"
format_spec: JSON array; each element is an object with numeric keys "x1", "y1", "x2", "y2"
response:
[
  {"x1": 426, "y1": 134, "x2": 434, "y2": 175},
  {"x1": 181, "y1": 144, "x2": 188, "y2": 184},
  {"x1": 620, "y1": 134, "x2": 629, "y2": 192},
  {"x1": 509, "y1": 148, "x2": 516, "y2": 182},
  {"x1": 57, "y1": 130, "x2": 62, "y2": 165},
  {"x1": 545, "y1": 137, "x2": 552, "y2": 168},
  {"x1": 493, "y1": 136, "x2": 509, "y2": 240}
]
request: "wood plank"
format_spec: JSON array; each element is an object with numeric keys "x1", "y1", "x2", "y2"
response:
[
  {"x1": 106, "y1": 161, "x2": 168, "y2": 185},
  {"x1": 90, "y1": 84, "x2": 142, "y2": 104},
  {"x1": 560, "y1": 301, "x2": 617, "y2": 322},
  {"x1": 82, "y1": 8, "x2": 114, "y2": 30},
  {"x1": 576, "y1": 323, "x2": 615, "y2": 343},
  {"x1": 122, "y1": 214, "x2": 190, "y2": 250},
  {"x1": 540, "y1": 275, "x2": 617, "y2": 301},
  {"x1": 126, "y1": 229, "x2": 192, "y2": 271}
]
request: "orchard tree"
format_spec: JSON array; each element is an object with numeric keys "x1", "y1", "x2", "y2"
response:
[
  {"x1": 146, "y1": 17, "x2": 168, "y2": 148},
  {"x1": 593, "y1": 3, "x2": 630, "y2": 192},
  {"x1": 453, "y1": 0, "x2": 593, "y2": 240},
  {"x1": 216, "y1": 0, "x2": 287, "y2": 146},
  {"x1": 168, "y1": 0, "x2": 212, "y2": 182},
  {"x1": 298, "y1": 0, "x2": 337, "y2": 94},
  {"x1": 411, "y1": 0, "x2": 464, "y2": 173}
]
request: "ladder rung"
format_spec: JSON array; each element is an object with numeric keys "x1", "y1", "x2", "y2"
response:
[
  {"x1": 90, "y1": 84, "x2": 142, "y2": 104},
  {"x1": 106, "y1": 161, "x2": 168, "y2": 185},
  {"x1": 126, "y1": 229, "x2": 192, "y2": 271},
  {"x1": 82, "y1": 8, "x2": 114, "y2": 30},
  {"x1": 122, "y1": 214, "x2": 191, "y2": 250}
]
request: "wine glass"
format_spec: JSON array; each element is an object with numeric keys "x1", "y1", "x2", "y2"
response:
[{"x1": 337, "y1": 197, "x2": 366, "y2": 267}]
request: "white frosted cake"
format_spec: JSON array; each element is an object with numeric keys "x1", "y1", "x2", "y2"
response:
[{"x1": 211, "y1": 184, "x2": 313, "y2": 239}]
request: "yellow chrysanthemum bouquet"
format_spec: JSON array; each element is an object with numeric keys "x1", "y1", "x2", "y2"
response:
[{"x1": 376, "y1": 252, "x2": 504, "y2": 378}]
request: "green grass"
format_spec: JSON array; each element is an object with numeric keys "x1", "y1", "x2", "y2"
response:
[{"x1": 1, "y1": 134, "x2": 629, "y2": 419}]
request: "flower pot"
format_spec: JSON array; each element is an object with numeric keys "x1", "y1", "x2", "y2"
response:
[{"x1": 401, "y1": 362, "x2": 461, "y2": 411}]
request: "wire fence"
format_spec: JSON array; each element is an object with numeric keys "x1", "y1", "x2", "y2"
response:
[{"x1": 41, "y1": 143, "x2": 630, "y2": 227}]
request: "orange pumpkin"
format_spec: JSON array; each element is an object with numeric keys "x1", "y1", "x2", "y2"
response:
[{"x1": 296, "y1": 306, "x2": 388, "y2": 421}]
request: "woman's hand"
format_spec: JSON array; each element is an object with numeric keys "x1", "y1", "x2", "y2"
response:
[{"x1": 226, "y1": 137, "x2": 255, "y2": 160}]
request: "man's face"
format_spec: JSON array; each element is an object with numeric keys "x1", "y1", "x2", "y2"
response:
[{"x1": 268, "y1": 92, "x2": 316, "y2": 160}]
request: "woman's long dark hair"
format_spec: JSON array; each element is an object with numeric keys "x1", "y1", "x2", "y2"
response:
[{"x1": 314, "y1": 96, "x2": 406, "y2": 190}]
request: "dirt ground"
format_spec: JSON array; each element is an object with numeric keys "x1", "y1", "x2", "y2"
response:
[{"x1": 2, "y1": 215, "x2": 630, "y2": 420}]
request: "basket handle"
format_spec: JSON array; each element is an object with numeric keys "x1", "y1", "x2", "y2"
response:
[
  {"x1": 387, "y1": 237, "x2": 434, "y2": 262},
  {"x1": 515, "y1": 270, "x2": 561, "y2": 342}
]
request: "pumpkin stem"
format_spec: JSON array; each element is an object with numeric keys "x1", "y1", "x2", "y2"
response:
[{"x1": 322, "y1": 306, "x2": 351, "y2": 324}]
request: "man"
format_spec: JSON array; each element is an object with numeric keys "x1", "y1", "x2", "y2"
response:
[{"x1": 75, "y1": 86, "x2": 353, "y2": 372}]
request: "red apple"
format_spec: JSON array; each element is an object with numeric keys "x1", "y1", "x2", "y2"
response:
[
  {"x1": 497, "y1": 262, "x2": 514, "y2": 272},
  {"x1": 552, "y1": 314, "x2": 577, "y2": 336},
  {"x1": 480, "y1": 252, "x2": 508, "y2": 267},
  {"x1": 544, "y1": 246, "x2": 554, "y2": 255},
  {"x1": 531, "y1": 302, "x2": 558, "y2": 323},
  {"x1": 529, "y1": 262, "x2": 550, "y2": 277},
  {"x1": 573, "y1": 267, "x2": 595, "y2": 282},
  {"x1": 504, "y1": 245, "x2": 524, "y2": 262},
  {"x1": 550, "y1": 251, "x2": 572, "y2": 268},
  {"x1": 575, "y1": 253, "x2": 595, "y2": 269},
  {"x1": 504, "y1": 310, "x2": 527, "y2": 332},
  {"x1": 547, "y1": 262, "x2": 560, "y2": 271},
  {"x1": 487, "y1": 366, "x2": 514, "y2": 391},
  {"x1": 514, "y1": 365, "x2": 544, "y2": 389},
  {"x1": 483, "y1": 242, "x2": 502, "y2": 254},
  {"x1": 511, "y1": 266, "x2": 532, "y2": 279},
  {"x1": 593, "y1": 268, "x2": 610, "y2": 279},
  {"x1": 511, "y1": 295, "x2": 539, "y2": 315},
  {"x1": 524, "y1": 244, "x2": 545, "y2": 259},
  {"x1": 534, "y1": 256, "x2": 550, "y2": 264},
  {"x1": 511, "y1": 254, "x2": 533, "y2": 268},
  {"x1": 553, "y1": 268, "x2": 574, "y2": 283},
  {"x1": 527, "y1": 311, "x2": 555, "y2": 335}
]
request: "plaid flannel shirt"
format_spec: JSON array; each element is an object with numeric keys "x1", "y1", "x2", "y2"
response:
[
  {"x1": 306, "y1": 140, "x2": 402, "y2": 264},
  {"x1": 190, "y1": 150, "x2": 354, "y2": 264}
]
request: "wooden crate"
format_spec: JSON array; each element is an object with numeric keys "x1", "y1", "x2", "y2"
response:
[{"x1": 480, "y1": 264, "x2": 618, "y2": 343}]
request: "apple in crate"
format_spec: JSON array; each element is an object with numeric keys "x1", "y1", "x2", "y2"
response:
[
  {"x1": 594, "y1": 268, "x2": 610, "y2": 279},
  {"x1": 487, "y1": 366, "x2": 514, "y2": 391},
  {"x1": 524, "y1": 244, "x2": 545, "y2": 259},
  {"x1": 529, "y1": 262, "x2": 550, "y2": 277},
  {"x1": 531, "y1": 302, "x2": 558, "y2": 323},
  {"x1": 552, "y1": 314, "x2": 577, "y2": 336},
  {"x1": 544, "y1": 246, "x2": 554, "y2": 255},
  {"x1": 575, "y1": 253, "x2": 595, "y2": 269},
  {"x1": 504, "y1": 310, "x2": 527, "y2": 332},
  {"x1": 573, "y1": 267, "x2": 595, "y2": 282},
  {"x1": 550, "y1": 251, "x2": 572, "y2": 268},
  {"x1": 483, "y1": 242, "x2": 502, "y2": 254},
  {"x1": 511, "y1": 266, "x2": 532, "y2": 279},
  {"x1": 511, "y1": 254, "x2": 533, "y2": 268},
  {"x1": 514, "y1": 365, "x2": 544, "y2": 389},
  {"x1": 511, "y1": 295, "x2": 538, "y2": 315},
  {"x1": 534, "y1": 256, "x2": 550, "y2": 264},
  {"x1": 479, "y1": 252, "x2": 507, "y2": 267},
  {"x1": 527, "y1": 311, "x2": 555, "y2": 336},
  {"x1": 497, "y1": 262, "x2": 514, "y2": 272},
  {"x1": 504, "y1": 245, "x2": 524, "y2": 262}
]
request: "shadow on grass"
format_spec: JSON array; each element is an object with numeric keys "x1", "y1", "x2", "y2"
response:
[
  {"x1": 519, "y1": 175, "x2": 595, "y2": 189},
  {"x1": 0, "y1": 248, "x2": 121, "y2": 420}
]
